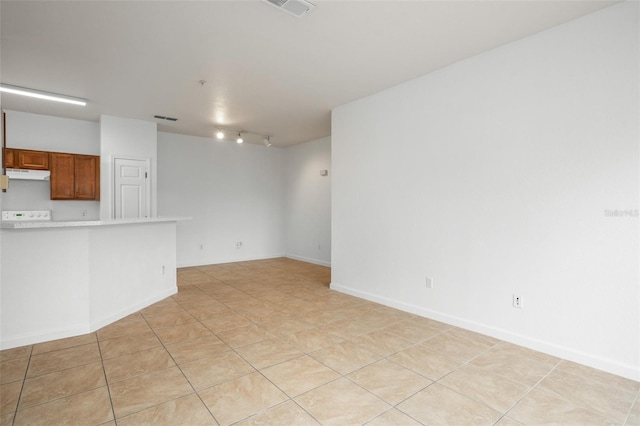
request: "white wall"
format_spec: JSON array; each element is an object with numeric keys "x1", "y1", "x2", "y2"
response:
[
  {"x1": 157, "y1": 132, "x2": 285, "y2": 267},
  {"x1": 284, "y1": 136, "x2": 331, "y2": 266},
  {"x1": 332, "y1": 2, "x2": 639, "y2": 380},
  {"x1": 100, "y1": 115, "x2": 158, "y2": 219},
  {"x1": 1, "y1": 110, "x2": 100, "y2": 220}
]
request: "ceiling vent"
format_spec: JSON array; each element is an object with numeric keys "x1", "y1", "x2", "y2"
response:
[
  {"x1": 263, "y1": 0, "x2": 315, "y2": 18},
  {"x1": 153, "y1": 115, "x2": 178, "y2": 122}
]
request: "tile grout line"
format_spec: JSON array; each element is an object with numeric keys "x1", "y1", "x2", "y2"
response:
[
  {"x1": 96, "y1": 333, "x2": 119, "y2": 426},
  {"x1": 9, "y1": 344, "x2": 33, "y2": 426}
]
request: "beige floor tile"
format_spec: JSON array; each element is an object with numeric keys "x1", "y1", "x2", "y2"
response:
[
  {"x1": 470, "y1": 342, "x2": 559, "y2": 387},
  {"x1": 13, "y1": 386, "x2": 113, "y2": 426},
  {"x1": 379, "y1": 320, "x2": 444, "y2": 344},
  {"x1": 172, "y1": 288, "x2": 210, "y2": 304},
  {"x1": 0, "y1": 381, "x2": 22, "y2": 415},
  {"x1": 140, "y1": 298, "x2": 185, "y2": 316},
  {"x1": 259, "y1": 315, "x2": 316, "y2": 337},
  {"x1": 200, "y1": 310, "x2": 253, "y2": 333},
  {"x1": 0, "y1": 356, "x2": 29, "y2": 384},
  {"x1": 32, "y1": 333, "x2": 97, "y2": 355},
  {"x1": 284, "y1": 328, "x2": 344, "y2": 353},
  {"x1": 216, "y1": 323, "x2": 274, "y2": 348},
  {"x1": 262, "y1": 355, "x2": 340, "y2": 397},
  {"x1": 348, "y1": 359, "x2": 432, "y2": 405},
  {"x1": 494, "y1": 416, "x2": 524, "y2": 425},
  {"x1": 447, "y1": 327, "x2": 501, "y2": 347},
  {"x1": 439, "y1": 363, "x2": 531, "y2": 412},
  {"x1": 177, "y1": 269, "x2": 213, "y2": 284},
  {"x1": 199, "y1": 372, "x2": 288, "y2": 425},
  {"x1": 0, "y1": 346, "x2": 32, "y2": 362},
  {"x1": 117, "y1": 393, "x2": 216, "y2": 425},
  {"x1": 318, "y1": 318, "x2": 377, "y2": 339},
  {"x1": 181, "y1": 300, "x2": 229, "y2": 321},
  {"x1": 234, "y1": 338, "x2": 303, "y2": 370},
  {"x1": 98, "y1": 330, "x2": 163, "y2": 360},
  {"x1": 365, "y1": 408, "x2": 422, "y2": 425},
  {"x1": 537, "y1": 366, "x2": 637, "y2": 423},
  {"x1": 153, "y1": 321, "x2": 212, "y2": 345},
  {"x1": 301, "y1": 309, "x2": 347, "y2": 326},
  {"x1": 507, "y1": 388, "x2": 615, "y2": 425},
  {"x1": 409, "y1": 315, "x2": 453, "y2": 331},
  {"x1": 165, "y1": 334, "x2": 230, "y2": 365},
  {"x1": 627, "y1": 396, "x2": 640, "y2": 425},
  {"x1": 27, "y1": 343, "x2": 101, "y2": 378},
  {"x1": 397, "y1": 383, "x2": 501, "y2": 425},
  {"x1": 295, "y1": 377, "x2": 390, "y2": 425},
  {"x1": 0, "y1": 413, "x2": 14, "y2": 426},
  {"x1": 18, "y1": 361, "x2": 105, "y2": 409},
  {"x1": 103, "y1": 347, "x2": 175, "y2": 383},
  {"x1": 349, "y1": 330, "x2": 415, "y2": 357},
  {"x1": 422, "y1": 329, "x2": 495, "y2": 363},
  {"x1": 555, "y1": 360, "x2": 640, "y2": 394},
  {"x1": 109, "y1": 366, "x2": 193, "y2": 418},
  {"x1": 180, "y1": 350, "x2": 254, "y2": 391},
  {"x1": 311, "y1": 340, "x2": 382, "y2": 375},
  {"x1": 388, "y1": 343, "x2": 462, "y2": 380},
  {"x1": 97, "y1": 313, "x2": 152, "y2": 341},
  {"x1": 236, "y1": 400, "x2": 320, "y2": 425},
  {"x1": 143, "y1": 310, "x2": 197, "y2": 329}
]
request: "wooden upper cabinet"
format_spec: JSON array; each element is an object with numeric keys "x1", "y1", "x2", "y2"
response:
[
  {"x1": 3, "y1": 148, "x2": 49, "y2": 170},
  {"x1": 74, "y1": 155, "x2": 100, "y2": 200},
  {"x1": 50, "y1": 153, "x2": 100, "y2": 201},
  {"x1": 50, "y1": 153, "x2": 75, "y2": 200},
  {"x1": 18, "y1": 149, "x2": 49, "y2": 170},
  {"x1": 3, "y1": 148, "x2": 16, "y2": 168}
]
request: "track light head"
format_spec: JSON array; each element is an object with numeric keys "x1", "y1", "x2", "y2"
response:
[
  {"x1": 236, "y1": 132, "x2": 244, "y2": 144},
  {"x1": 263, "y1": 136, "x2": 272, "y2": 147},
  {"x1": 216, "y1": 129, "x2": 224, "y2": 139}
]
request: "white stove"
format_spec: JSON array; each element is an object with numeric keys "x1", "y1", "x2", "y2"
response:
[{"x1": 2, "y1": 210, "x2": 52, "y2": 221}]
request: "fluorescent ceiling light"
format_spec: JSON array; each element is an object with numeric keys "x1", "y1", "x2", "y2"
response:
[{"x1": 0, "y1": 83, "x2": 87, "y2": 106}]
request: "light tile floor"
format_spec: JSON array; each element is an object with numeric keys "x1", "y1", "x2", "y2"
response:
[{"x1": 1, "y1": 258, "x2": 638, "y2": 425}]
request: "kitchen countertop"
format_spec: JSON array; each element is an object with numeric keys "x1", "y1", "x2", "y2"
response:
[{"x1": 0, "y1": 216, "x2": 189, "y2": 229}]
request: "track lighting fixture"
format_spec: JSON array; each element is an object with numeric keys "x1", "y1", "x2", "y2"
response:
[
  {"x1": 0, "y1": 83, "x2": 87, "y2": 106},
  {"x1": 214, "y1": 127, "x2": 272, "y2": 146}
]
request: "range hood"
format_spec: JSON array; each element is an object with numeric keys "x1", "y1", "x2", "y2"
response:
[{"x1": 6, "y1": 168, "x2": 50, "y2": 181}]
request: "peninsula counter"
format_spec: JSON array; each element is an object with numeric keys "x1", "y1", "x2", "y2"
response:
[{"x1": 0, "y1": 217, "x2": 184, "y2": 349}]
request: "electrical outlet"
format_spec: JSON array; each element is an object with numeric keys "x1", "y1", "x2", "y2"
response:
[
  {"x1": 513, "y1": 294, "x2": 523, "y2": 308},
  {"x1": 236, "y1": 241, "x2": 243, "y2": 249},
  {"x1": 81, "y1": 210, "x2": 87, "y2": 217},
  {"x1": 426, "y1": 277, "x2": 433, "y2": 289},
  {"x1": 199, "y1": 244, "x2": 204, "y2": 250},
  {"x1": 161, "y1": 265, "x2": 165, "y2": 275}
]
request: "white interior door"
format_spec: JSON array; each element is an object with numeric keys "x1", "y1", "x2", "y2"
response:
[{"x1": 114, "y1": 158, "x2": 150, "y2": 219}]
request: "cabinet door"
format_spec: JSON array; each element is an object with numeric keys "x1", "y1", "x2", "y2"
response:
[
  {"x1": 75, "y1": 155, "x2": 100, "y2": 200},
  {"x1": 18, "y1": 150, "x2": 49, "y2": 170},
  {"x1": 3, "y1": 148, "x2": 16, "y2": 168},
  {"x1": 50, "y1": 153, "x2": 75, "y2": 200}
]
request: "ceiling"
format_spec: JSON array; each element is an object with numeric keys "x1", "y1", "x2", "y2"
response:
[{"x1": 0, "y1": 0, "x2": 619, "y2": 147}]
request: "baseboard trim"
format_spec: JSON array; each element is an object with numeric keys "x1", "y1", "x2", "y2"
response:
[
  {"x1": 0, "y1": 287, "x2": 177, "y2": 351},
  {"x1": 177, "y1": 253, "x2": 286, "y2": 268},
  {"x1": 284, "y1": 254, "x2": 331, "y2": 267},
  {"x1": 89, "y1": 287, "x2": 177, "y2": 332},
  {"x1": 330, "y1": 282, "x2": 639, "y2": 382}
]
